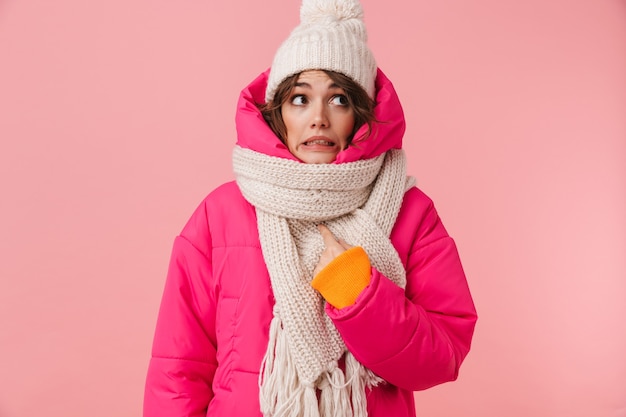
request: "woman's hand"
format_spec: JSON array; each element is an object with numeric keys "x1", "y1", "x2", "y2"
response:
[{"x1": 313, "y1": 224, "x2": 353, "y2": 276}]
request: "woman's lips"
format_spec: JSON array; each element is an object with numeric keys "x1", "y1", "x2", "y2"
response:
[
  {"x1": 302, "y1": 136, "x2": 336, "y2": 147},
  {"x1": 304, "y1": 139, "x2": 333, "y2": 145}
]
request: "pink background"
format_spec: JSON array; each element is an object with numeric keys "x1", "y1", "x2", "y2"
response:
[{"x1": 1, "y1": 0, "x2": 625, "y2": 416}]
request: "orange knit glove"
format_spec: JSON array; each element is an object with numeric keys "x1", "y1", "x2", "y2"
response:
[{"x1": 311, "y1": 246, "x2": 371, "y2": 309}]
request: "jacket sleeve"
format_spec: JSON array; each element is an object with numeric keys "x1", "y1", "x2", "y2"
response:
[
  {"x1": 327, "y1": 188, "x2": 477, "y2": 392},
  {"x1": 144, "y1": 202, "x2": 217, "y2": 417}
]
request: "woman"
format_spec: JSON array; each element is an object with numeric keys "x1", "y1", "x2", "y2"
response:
[{"x1": 143, "y1": 1, "x2": 477, "y2": 416}]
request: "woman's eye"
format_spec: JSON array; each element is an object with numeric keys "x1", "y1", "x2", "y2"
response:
[
  {"x1": 291, "y1": 95, "x2": 307, "y2": 105},
  {"x1": 331, "y1": 95, "x2": 349, "y2": 106}
]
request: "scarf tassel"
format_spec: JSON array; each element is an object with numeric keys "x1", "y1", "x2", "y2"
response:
[
  {"x1": 259, "y1": 315, "x2": 299, "y2": 416},
  {"x1": 346, "y1": 353, "x2": 383, "y2": 417},
  {"x1": 260, "y1": 316, "x2": 322, "y2": 417},
  {"x1": 261, "y1": 315, "x2": 376, "y2": 417},
  {"x1": 329, "y1": 363, "x2": 352, "y2": 416},
  {"x1": 303, "y1": 385, "x2": 320, "y2": 417}
]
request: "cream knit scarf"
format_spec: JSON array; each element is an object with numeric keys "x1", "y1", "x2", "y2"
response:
[{"x1": 232, "y1": 145, "x2": 414, "y2": 417}]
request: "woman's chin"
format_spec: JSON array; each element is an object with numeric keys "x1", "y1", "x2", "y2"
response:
[{"x1": 295, "y1": 151, "x2": 339, "y2": 164}]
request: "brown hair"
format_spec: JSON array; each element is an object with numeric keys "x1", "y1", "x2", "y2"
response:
[{"x1": 259, "y1": 70, "x2": 376, "y2": 145}]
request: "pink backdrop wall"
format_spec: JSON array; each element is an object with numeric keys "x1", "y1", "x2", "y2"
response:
[{"x1": 1, "y1": 1, "x2": 624, "y2": 416}]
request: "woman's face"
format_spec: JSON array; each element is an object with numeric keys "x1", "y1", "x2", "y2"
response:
[{"x1": 280, "y1": 70, "x2": 356, "y2": 164}]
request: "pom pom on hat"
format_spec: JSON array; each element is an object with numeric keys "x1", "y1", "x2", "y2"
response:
[
  {"x1": 265, "y1": 0, "x2": 377, "y2": 102},
  {"x1": 300, "y1": 0, "x2": 364, "y2": 26}
]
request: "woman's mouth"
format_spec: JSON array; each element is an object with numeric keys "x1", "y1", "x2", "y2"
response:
[
  {"x1": 303, "y1": 136, "x2": 336, "y2": 147},
  {"x1": 304, "y1": 139, "x2": 333, "y2": 146}
]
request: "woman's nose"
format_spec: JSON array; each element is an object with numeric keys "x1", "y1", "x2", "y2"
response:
[{"x1": 310, "y1": 102, "x2": 329, "y2": 128}]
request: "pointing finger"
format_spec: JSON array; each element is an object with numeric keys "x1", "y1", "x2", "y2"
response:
[{"x1": 317, "y1": 224, "x2": 339, "y2": 247}]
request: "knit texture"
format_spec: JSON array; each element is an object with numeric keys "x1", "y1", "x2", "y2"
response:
[
  {"x1": 311, "y1": 246, "x2": 371, "y2": 309},
  {"x1": 233, "y1": 145, "x2": 415, "y2": 417},
  {"x1": 265, "y1": 0, "x2": 377, "y2": 102}
]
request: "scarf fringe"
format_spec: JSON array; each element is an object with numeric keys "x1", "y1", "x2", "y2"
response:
[
  {"x1": 260, "y1": 316, "x2": 385, "y2": 417},
  {"x1": 346, "y1": 353, "x2": 382, "y2": 417},
  {"x1": 329, "y1": 363, "x2": 353, "y2": 416},
  {"x1": 260, "y1": 315, "x2": 299, "y2": 416}
]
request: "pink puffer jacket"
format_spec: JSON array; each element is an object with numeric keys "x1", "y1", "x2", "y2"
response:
[{"x1": 143, "y1": 69, "x2": 477, "y2": 417}]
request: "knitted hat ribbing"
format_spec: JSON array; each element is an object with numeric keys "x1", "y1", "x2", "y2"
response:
[{"x1": 265, "y1": 0, "x2": 377, "y2": 103}]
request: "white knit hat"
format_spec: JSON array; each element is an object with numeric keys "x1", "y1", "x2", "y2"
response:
[{"x1": 265, "y1": 0, "x2": 377, "y2": 102}]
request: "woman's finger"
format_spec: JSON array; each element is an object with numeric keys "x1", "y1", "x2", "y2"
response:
[{"x1": 318, "y1": 224, "x2": 339, "y2": 248}]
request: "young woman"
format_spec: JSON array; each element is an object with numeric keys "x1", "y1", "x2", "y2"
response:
[{"x1": 143, "y1": 1, "x2": 477, "y2": 416}]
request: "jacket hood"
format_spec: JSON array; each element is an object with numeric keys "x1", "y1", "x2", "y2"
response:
[{"x1": 235, "y1": 68, "x2": 406, "y2": 163}]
